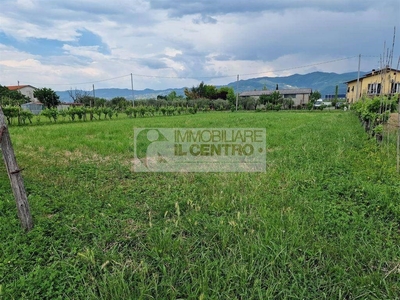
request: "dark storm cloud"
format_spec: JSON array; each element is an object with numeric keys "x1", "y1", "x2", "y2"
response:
[
  {"x1": 148, "y1": 0, "x2": 388, "y2": 17},
  {"x1": 1, "y1": 0, "x2": 399, "y2": 89},
  {"x1": 199, "y1": 4, "x2": 399, "y2": 63},
  {"x1": 211, "y1": 54, "x2": 234, "y2": 61},
  {"x1": 1, "y1": 0, "x2": 157, "y2": 30},
  {"x1": 52, "y1": 1, "x2": 129, "y2": 15},
  {"x1": 192, "y1": 15, "x2": 218, "y2": 24},
  {"x1": 136, "y1": 57, "x2": 169, "y2": 69}
]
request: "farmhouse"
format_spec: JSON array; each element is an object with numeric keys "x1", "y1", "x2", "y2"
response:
[
  {"x1": 239, "y1": 88, "x2": 312, "y2": 106},
  {"x1": 345, "y1": 67, "x2": 400, "y2": 103},
  {"x1": 8, "y1": 85, "x2": 44, "y2": 114},
  {"x1": 7, "y1": 85, "x2": 38, "y2": 102}
]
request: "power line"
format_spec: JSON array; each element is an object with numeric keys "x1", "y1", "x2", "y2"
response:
[
  {"x1": 238, "y1": 56, "x2": 358, "y2": 77},
  {"x1": 20, "y1": 55, "x2": 359, "y2": 87},
  {"x1": 134, "y1": 56, "x2": 359, "y2": 80}
]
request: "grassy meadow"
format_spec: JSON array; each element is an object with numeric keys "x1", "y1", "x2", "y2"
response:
[{"x1": 0, "y1": 111, "x2": 399, "y2": 299}]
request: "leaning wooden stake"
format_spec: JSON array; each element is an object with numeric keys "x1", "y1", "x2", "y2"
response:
[{"x1": 0, "y1": 107, "x2": 33, "y2": 231}]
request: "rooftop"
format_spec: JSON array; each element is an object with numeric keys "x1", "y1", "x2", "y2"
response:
[
  {"x1": 240, "y1": 88, "x2": 312, "y2": 97},
  {"x1": 6, "y1": 85, "x2": 36, "y2": 91},
  {"x1": 345, "y1": 67, "x2": 399, "y2": 83}
]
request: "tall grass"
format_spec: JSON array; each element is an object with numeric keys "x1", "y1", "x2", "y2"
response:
[{"x1": 0, "y1": 111, "x2": 399, "y2": 299}]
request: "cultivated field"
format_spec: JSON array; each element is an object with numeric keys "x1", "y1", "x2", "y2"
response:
[{"x1": 1, "y1": 111, "x2": 399, "y2": 299}]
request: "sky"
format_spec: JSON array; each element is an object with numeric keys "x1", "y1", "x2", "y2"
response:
[{"x1": 0, "y1": 0, "x2": 399, "y2": 91}]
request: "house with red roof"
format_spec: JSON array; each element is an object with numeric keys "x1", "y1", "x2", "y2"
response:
[{"x1": 6, "y1": 85, "x2": 38, "y2": 102}]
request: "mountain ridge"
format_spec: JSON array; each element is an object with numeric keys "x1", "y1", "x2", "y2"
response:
[{"x1": 56, "y1": 71, "x2": 366, "y2": 102}]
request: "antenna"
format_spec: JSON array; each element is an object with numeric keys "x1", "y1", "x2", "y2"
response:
[{"x1": 389, "y1": 26, "x2": 396, "y2": 68}]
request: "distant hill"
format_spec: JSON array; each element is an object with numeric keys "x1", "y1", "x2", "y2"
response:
[
  {"x1": 228, "y1": 71, "x2": 366, "y2": 96},
  {"x1": 56, "y1": 87, "x2": 186, "y2": 102},
  {"x1": 56, "y1": 71, "x2": 366, "y2": 102}
]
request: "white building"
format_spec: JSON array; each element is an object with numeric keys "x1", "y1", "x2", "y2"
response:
[
  {"x1": 7, "y1": 85, "x2": 38, "y2": 102},
  {"x1": 240, "y1": 88, "x2": 312, "y2": 106}
]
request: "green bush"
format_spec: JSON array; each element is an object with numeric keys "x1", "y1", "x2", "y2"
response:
[
  {"x1": 2, "y1": 105, "x2": 20, "y2": 125},
  {"x1": 41, "y1": 108, "x2": 59, "y2": 122},
  {"x1": 351, "y1": 95, "x2": 397, "y2": 138},
  {"x1": 19, "y1": 109, "x2": 34, "y2": 124}
]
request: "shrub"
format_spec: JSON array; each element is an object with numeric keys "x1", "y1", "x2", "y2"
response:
[
  {"x1": 41, "y1": 108, "x2": 59, "y2": 122},
  {"x1": 351, "y1": 95, "x2": 397, "y2": 138},
  {"x1": 213, "y1": 99, "x2": 229, "y2": 111},
  {"x1": 2, "y1": 105, "x2": 20, "y2": 125},
  {"x1": 166, "y1": 106, "x2": 176, "y2": 116},
  {"x1": 19, "y1": 109, "x2": 34, "y2": 124},
  {"x1": 59, "y1": 109, "x2": 68, "y2": 121},
  {"x1": 266, "y1": 103, "x2": 274, "y2": 111},
  {"x1": 188, "y1": 105, "x2": 198, "y2": 114},
  {"x1": 274, "y1": 104, "x2": 282, "y2": 111}
]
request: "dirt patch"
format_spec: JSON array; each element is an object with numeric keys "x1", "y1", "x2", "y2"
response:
[
  {"x1": 387, "y1": 113, "x2": 399, "y2": 131},
  {"x1": 64, "y1": 150, "x2": 83, "y2": 159}
]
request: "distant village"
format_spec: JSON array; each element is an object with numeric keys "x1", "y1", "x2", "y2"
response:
[{"x1": 2, "y1": 66, "x2": 399, "y2": 115}]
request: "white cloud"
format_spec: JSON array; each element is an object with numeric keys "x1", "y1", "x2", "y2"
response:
[
  {"x1": 164, "y1": 48, "x2": 183, "y2": 57},
  {"x1": 0, "y1": 0, "x2": 399, "y2": 90}
]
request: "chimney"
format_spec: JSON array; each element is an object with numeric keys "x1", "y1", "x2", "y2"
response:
[{"x1": 371, "y1": 69, "x2": 375, "y2": 75}]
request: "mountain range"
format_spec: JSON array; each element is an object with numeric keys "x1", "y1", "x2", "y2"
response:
[{"x1": 56, "y1": 71, "x2": 366, "y2": 102}]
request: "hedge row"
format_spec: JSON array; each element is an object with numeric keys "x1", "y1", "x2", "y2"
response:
[{"x1": 351, "y1": 95, "x2": 398, "y2": 140}]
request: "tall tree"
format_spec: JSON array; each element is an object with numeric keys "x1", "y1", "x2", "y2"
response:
[
  {"x1": 260, "y1": 91, "x2": 283, "y2": 105},
  {"x1": 218, "y1": 87, "x2": 235, "y2": 104},
  {"x1": 110, "y1": 97, "x2": 129, "y2": 109},
  {"x1": 33, "y1": 88, "x2": 60, "y2": 109},
  {"x1": 204, "y1": 85, "x2": 217, "y2": 99},
  {"x1": 78, "y1": 95, "x2": 95, "y2": 107},
  {"x1": 184, "y1": 87, "x2": 199, "y2": 100},
  {"x1": 68, "y1": 89, "x2": 91, "y2": 103},
  {"x1": 166, "y1": 91, "x2": 177, "y2": 101},
  {"x1": 334, "y1": 85, "x2": 339, "y2": 101},
  {"x1": 310, "y1": 91, "x2": 321, "y2": 103}
]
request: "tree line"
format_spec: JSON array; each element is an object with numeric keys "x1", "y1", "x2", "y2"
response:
[{"x1": 1, "y1": 82, "x2": 328, "y2": 126}]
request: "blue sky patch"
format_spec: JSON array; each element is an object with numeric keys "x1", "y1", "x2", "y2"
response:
[
  {"x1": 72, "y1": 29, "x2": 110, "y2": 55},
  {"x1": 0, "y1": 28, "x2": 110, "y2": 57},
  {"x1": 0, "y1": 32, "x2": 65, "y2": 56}
]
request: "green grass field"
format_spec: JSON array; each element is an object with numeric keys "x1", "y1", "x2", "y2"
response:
[{"x1": 1, "y1": 111, "x2": 399, "y2": 299}]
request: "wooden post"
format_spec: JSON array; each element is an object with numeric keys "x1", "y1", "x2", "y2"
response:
[{"x1": 0, "y1": 107, "x2": 33, "y2": 231}]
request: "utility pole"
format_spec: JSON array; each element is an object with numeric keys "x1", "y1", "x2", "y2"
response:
[
  {"x1": 236, "y1": 75, "x2": 239, "y2": 111},
  {"x1": 92, "y1": 84, "x2": 95, "y2": 107},
  {"x1": 355, "y1": 54, "x2": 361, "y2": 102},
  {"x1": 131, "y1": 73, "x2": 135, "y2": 107}
]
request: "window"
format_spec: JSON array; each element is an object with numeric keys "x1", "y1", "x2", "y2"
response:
[
  {"x1": 391, "y1": 82, "x2": 400, "y2": 93},
  {"x1": 368, "y1": 83, "x2": 381, "y2": 94},
  {"x1": 347, "y1": 87, "x2": 350, "y2": 92}
]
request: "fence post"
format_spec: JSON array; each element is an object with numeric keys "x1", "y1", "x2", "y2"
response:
[{"x1": 0, "y1": 107, "x2": 33, "y2": 231}]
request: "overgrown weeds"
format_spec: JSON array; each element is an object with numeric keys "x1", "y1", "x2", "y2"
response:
[{"x1": 0, "y1": 111, "x2": 399, "y2": 299}]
